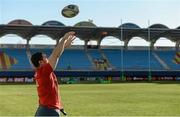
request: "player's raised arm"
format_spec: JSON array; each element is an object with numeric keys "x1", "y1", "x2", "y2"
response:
[{"x1": 48, "y1": 31, "x2": 76, "y2": 70}]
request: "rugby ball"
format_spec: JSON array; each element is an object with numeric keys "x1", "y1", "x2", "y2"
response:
[{"x1": 61, "y1": 4, "x2": 79, "y2": 18}]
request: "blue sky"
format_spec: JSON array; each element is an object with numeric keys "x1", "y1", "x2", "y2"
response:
[{"x1": 0, "y1": 0, "x2": 180, "y2": 46}]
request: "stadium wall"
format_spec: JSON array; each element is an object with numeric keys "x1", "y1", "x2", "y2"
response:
[{"x1": 0, "y1": 70, "x2": 180, "y2": 77}]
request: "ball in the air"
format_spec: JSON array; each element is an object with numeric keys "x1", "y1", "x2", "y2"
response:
[{"x1": 61, "y1": 4, "x2": 79, "y2": 18}]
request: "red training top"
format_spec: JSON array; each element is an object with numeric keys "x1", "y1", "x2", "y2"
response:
[{"x1": 34, "y1": 63, "x2": 62, "y2": 109}]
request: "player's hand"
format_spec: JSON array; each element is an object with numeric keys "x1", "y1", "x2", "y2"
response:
[
  {"x1": 62, "y1": 32, "x2": 76, "y2": 48},
  {"x1": 64, "y1": 33, "x2": 76, "y2": 48},
  {"x1": 63, "y1": 31, "x2": 75, "y2": 39}
]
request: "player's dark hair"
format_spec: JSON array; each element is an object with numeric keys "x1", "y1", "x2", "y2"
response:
[{"x1": 31, "y1": 52, "x2": 43, "y2": 68}]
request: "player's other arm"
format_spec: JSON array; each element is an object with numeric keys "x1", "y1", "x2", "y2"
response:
[{"x1": 48, "y1": 31, "x2": 76, "y2": 70}]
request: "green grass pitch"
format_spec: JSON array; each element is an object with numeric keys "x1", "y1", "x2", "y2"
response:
[{"x1": 0, "y1": 82, "x2": 180, "y2": 116}]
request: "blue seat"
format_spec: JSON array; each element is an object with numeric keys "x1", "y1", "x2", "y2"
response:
[
  {"x1": 103, "y1": 49, "x2": 164, "y2": 70},
  {"x1": 155, "y1": 50, "x2": 180, "y2": 70}
]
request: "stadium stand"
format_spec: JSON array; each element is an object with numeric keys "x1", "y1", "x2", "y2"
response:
[
  {"x1": 0, "y1": 47, "x2": 180, "y2": 82},
  {"x1": 101, "y1": 49, "x2": 164, "y2": 70},
  {"x1": 155, "y1": 50, "x2": 180, "y2": 69},
  {"x1": 57, "y1": 49, "x2": 92, "y2": 70},
  {"x1": 0, "y1": 48, "x2": 31, "y2": 70},
  {"x1": 0, "y1": 22, "x2": 180, "y2": 79},
  {"x1": 0, "y1": 47, "x2": 179, "y2": 71}
]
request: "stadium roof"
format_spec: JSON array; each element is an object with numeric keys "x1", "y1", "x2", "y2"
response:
[{"x1": 0, "y1": 19, "x2": 180, "y2": 48}]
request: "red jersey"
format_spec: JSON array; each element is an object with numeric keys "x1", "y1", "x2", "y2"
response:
[{"x1": 34, "y1": 63, "x2": 62, "y2": 109}]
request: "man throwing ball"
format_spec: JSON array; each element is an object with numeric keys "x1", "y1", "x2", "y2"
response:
[{"x1": 30, "y1": 32, "x2": 76, "y2": 116}]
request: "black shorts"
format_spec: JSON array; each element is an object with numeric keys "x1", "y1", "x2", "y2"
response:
[{"x1": 35, "y1": 105, "x2": 60, "y2": 117}]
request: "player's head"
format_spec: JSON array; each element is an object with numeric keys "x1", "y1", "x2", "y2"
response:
[{"x1": 31, "y1": 52, "x2": 48, "y2": 68}]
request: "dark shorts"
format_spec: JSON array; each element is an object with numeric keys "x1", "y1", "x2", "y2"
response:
[{"x1": 35, "y1": 105, "x2": 60, "y2": 117}]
